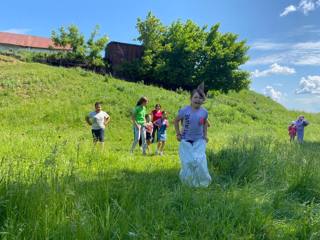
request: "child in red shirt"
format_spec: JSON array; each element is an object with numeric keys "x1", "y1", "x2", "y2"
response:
[
  {"x1": 288, "y1": 121, "x2": 297, "y2": 142},
  {"x1": 151, "y1": 104, "x2": 163, "y2": 143}
]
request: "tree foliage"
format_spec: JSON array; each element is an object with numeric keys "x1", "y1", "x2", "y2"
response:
[
  {"x1": 51, "y1": 25, "x2": 108, "y2": 69},
  {"x1": 129, "y1": 12, "x2": 250, "y2": 92}
]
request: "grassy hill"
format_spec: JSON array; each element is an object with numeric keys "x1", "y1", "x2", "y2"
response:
[{"x1": 1, "y1": 58, "x2": 320, "y2": 239}]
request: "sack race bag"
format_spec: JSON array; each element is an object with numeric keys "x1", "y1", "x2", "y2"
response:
[{"x1": 179, "y1": 139, "x2": 211, "y2": 187}]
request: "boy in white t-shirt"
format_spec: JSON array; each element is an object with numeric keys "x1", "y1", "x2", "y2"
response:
[{"x1": 86, "y1": 102, "x2": 110, "y2": 145}]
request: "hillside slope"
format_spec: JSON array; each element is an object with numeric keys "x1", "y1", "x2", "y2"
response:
[
  {"x1": 1, "y1": 61, "x2": 318, "y2": 143},
  {"x1": 1, "y1": 60, "x2": 320, "y2": 239}
]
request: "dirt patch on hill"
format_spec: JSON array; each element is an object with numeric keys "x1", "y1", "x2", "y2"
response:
[{"x1": 0, "y1": 55, "x2": 20, "y2": 64}]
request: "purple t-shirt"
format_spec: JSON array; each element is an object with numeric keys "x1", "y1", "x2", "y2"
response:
[{"x1": 178, "y1": 106, "x2": 208, "y2": 141}]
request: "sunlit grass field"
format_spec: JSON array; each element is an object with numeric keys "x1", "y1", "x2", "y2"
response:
[{"x1": 1, "y1": 59, "x2": 320, "y2": 239}]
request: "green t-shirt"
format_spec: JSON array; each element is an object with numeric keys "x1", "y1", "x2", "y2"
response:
[{"x1": 133, "y1": 105, "x2": 146, "y2": 125}]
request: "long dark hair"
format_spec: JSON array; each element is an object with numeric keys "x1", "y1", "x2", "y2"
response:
[{"x1": 136, "y1": 96, "x2": 148, "y2": 106}]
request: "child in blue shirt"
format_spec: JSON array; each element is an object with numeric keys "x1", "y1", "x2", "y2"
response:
[{"x1": 154, "y1": 111, "x2": 169, "y2": 156}]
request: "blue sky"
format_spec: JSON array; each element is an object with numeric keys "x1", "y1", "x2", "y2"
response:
[{"x1": 1, "y1": 0, "x2": 320, "y2": 112}]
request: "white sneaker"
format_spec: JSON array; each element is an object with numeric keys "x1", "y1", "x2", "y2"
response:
[
  {"x1": 159, "y1": 152, "x2": 163, "y2": 156},
  {"x1": 155, "y1": 150, "x2": 159, "y2": 155}
]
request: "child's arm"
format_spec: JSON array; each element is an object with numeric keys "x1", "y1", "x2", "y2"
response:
[
  {"x1": 153, "y1": 119, "x2": 160, "y2": 127},
  {"x1": 203, "y1": 119, "x2": 208, "y2": 142},
  {"x1": 104, "y1": 115, "x2": 110, "y2": 126},
  {"x1": 85, "y1": 115, "x2": 92, "y2": 126},
  {"x1": 207, "y1": 119, "x2": 211, "y2": 128},
  {"x1": 174, "y1": 116, "x2": 182, "y2": 141},
  {"x1": 131, "y1": 110, "x2": 140, "y2": 128}
]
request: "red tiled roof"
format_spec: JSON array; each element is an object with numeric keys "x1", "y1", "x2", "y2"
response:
[{"x1": 0, "y1": 32, "x2": 71, "y2": 50}]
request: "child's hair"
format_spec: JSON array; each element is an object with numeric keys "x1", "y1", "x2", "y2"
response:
[
  {"x1": 155, "y1": 103, "x2": 161, "y2": 108},
  {"x1": 161, "y1": 111, "x2": 167, "y2": 118},
  {"x1": 191, "y1": 82, "x2": 206, "y2": 100},
  {"x1": 145, "y1": 114, "x2": 151, "y2": 121},
  {"x1": 136, "y1": 96, "x2": 148, "y2": 106},
  {"x1": 95, "y1": 102, "x2": 102, "y2": 107}
]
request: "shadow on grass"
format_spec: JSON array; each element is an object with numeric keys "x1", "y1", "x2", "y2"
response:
[
  {"x1": 0, "y1": 168, "x2": 275, "y2": 239},
  {"x1": 2, "y1": 138, "x2": 320, "y2": 238}
]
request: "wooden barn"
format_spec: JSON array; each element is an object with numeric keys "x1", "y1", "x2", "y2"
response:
[
  {"x1": 0, "y1": 32, "x2": 71, "y2": 52},
  {"x1": 105, "y1": 41, "x2": 143, "y2": 75}
]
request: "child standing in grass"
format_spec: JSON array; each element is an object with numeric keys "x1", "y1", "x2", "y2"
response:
[
  {"x1": 85, "y1": 102, "x2": 110, "y2": 146},
  {"x1": 154, "y1": 111, "x2": 169, "y2": 156},
  {"x1": 174, "y1": 83, "x2": 211, "y2": 187},
  {"x1": 151, "y1": 104, "x2": 163, "y2": 143},
  {"x1": 295, "y1": 115, "x2": 309, "y2": 143},
  {"x1": 144, "y1": 114, "x2": 154, "y2": 153},
  {"x1": 130, "y1": 96, "x2": 148, "y2": 155},
  {"x1": 288, "y1": 121, "x2": 297, "y2": 142}
]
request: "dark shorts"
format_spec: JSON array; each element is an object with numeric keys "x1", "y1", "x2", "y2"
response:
[
  {"x1": 92, "y1": 128, "x2": 105, "y2": 142},
  {"x1": 146, "y1": 132, "x2": 153, "y2": 141}
]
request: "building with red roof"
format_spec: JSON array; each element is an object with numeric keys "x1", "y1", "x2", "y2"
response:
[{"x1": 0, "y1": 32, "x2": 71, "y2": 52}]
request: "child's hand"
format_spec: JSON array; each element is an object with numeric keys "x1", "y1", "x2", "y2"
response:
[{"x1": 176, "y1": 133, "x2": 182, "y2": 142}]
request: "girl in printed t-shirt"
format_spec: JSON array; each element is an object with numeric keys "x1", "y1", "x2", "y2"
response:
[{"x1": 174, "y1": 83, "x2": 211, "y2": 187}]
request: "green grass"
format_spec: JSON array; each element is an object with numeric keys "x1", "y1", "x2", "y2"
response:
[{"x1": 1, "y1": 59, "x2": 320, "y2": 239}]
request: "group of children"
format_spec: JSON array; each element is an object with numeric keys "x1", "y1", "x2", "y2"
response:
[
  {"x1": 131, "y1": 99, "x2": 169, "y2": 156},
  {"x1": 86, "y1": 83, "x2": 212, "y2": 187},
  {"x1": 86, "y1": 84, "x2": 312, "y2": 188},
  {"x1": 288, "y1": 115, "x2": 309, "y2": 143}
]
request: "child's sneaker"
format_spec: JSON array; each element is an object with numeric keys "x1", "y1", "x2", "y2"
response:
[
  {"x1": 155, "y1": 149, "x2": 159, "y2": 155},
  {"x1": 159, "y1": 151, "x2": 163, "y2": 156}
]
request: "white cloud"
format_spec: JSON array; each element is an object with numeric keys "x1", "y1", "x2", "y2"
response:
[
  {"x1": 248, "y1": 54, "x2": 285, "y2": 65},
  {"x1": 286, "y1": 25, "x2": 320, "y2": 38},
  {"x1": 251, "y1": 63, "x2": 295, "y2": 78},
  {"x1": 299, "y1": 0, "x2": 320, "y2": 14},
  {"x1": 263, "y1": 86, "x2": 283, "y2": 101},
  {"x1": 248, "y1": 41, "x2": 320, "y2": 66},
  {"x1": 293, "y1": 41, "x2": 320, "y2": 49},
  {"x1": 294, "y1": 53, "x2": 320, "y2": 65},
  {"x1": 1, "y1": 28, "x2": 31, "y2": 34},
  {"x1": 280, "y1": 5, "x2": 297, "y2": 16},
  {"x1": 251, "y1": 41, "x2": 287, "y2": 50},
  {"x1": 280, "y1": 0, "x2": 320, "y2": 17},
  {"x1": 295, "y1": 75, "x2": 320, "y2": 95}
]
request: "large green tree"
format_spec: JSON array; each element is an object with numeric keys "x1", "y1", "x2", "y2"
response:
[
  {"x1": 136, "y1": 12, "x2": 166, "y2": 82},
  {"x1": 133, "y1": 12, "x2": 250, "y2": 92}
]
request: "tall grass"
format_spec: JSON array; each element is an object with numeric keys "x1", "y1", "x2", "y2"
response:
[{"x1": 1, "y1": 60, "x2": 320, "y2": 239}]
